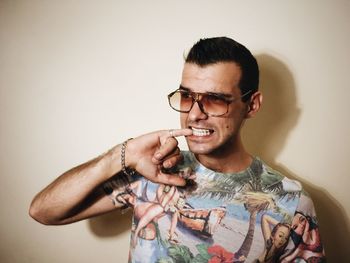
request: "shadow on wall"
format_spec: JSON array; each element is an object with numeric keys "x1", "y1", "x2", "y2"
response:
[
  {"x1": 88, "y1": 209, "x2": 132, "y2": 237},
  {"x1": 87, "y1": 54, "x2": 350, "y2": 262},
  {"x1": 243, "y1": 54, "x2": 350, "y2": 262}
]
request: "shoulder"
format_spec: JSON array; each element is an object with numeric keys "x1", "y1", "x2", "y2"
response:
[
  {"x1": 295, "y1": 190, "x2": 318, "y2": 217},
  {"x1": 257, "y1": 158, "x2": 303, "y2": 193},
  {"x1": 258, "y1": 159, "x2": 319, "y2": 216}
]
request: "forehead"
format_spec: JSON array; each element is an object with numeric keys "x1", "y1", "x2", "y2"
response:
[
  {"x1": 276, "y1": 226, "x2": 289, "y2": 234},
  {"x1": 292, "y1": 213, "x2": 305, "y2": 223},
  {"x1": 181, "y1": 62, "x2": 242, "y2": 95}
]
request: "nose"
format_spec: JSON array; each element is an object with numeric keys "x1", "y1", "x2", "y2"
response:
[{"x1": 188, "y1": 100, "x2": 208, "y2": 121}]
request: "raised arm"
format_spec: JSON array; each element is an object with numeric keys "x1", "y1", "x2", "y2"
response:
[
  {"x1": 261, "y1": 213, "x2": 280, "y2": 241},
  {"x1": 29, "y1": 129, "x2": 192, "y2": 225}
]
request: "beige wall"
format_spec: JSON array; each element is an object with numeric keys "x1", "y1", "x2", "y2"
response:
[{"x1": 1, "y1": 1, "x2": 349, "y2": 262}]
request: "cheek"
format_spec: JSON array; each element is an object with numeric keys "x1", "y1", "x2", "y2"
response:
[
  {"x1": 219, "y1": 121, "x2": 234, "y2": 135},
  {"x1": 223, "y1": 118, "x2": 235, "y2": 131},
  {"x1": 225, "y1": 110, "x2": 245, "y2": 129},
  {"x1": 180, "y1": 114, "x2": 187, "y2": 127},
  {"x1": 296, "y1": 225, "x2": 304, "y2": 234}
]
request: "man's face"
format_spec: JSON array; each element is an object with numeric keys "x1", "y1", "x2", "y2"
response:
[{"x1": 180, "y1": 62, "x2": 248, "y2": 156}]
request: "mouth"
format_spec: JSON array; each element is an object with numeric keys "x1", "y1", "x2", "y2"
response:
[{"x1": 190, "y1": 126, "x2": 214, "y2": 137}]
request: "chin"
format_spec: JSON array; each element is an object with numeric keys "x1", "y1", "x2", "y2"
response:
[
  {"x1": 188, "y1": 147, "x2": 211, "y2": 155},
  {"x1": 187, "y1": 141, "x2": 216, "y2": 155}
]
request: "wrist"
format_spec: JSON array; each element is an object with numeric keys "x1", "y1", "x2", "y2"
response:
[
  {"x1": 121, "y1": 139, "x2": 136, "y2": 179},
  {"x1": 123, "y1": 138, "x2": 136, "y2": 169}
]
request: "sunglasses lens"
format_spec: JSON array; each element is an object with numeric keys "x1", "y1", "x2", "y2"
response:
[
  {"x1": 168, "y1": 90, "x2": 229, "y2": 116},
  {"x1": 201, "y1": 94, "x2": 228, "y2": 116},
  {"x1": 169, "y1": 90, "x2": 193, "y2": 112}
]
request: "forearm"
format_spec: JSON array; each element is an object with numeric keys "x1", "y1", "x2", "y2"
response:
[
  {"x1": 261, "y1": 213, "x2": 280, "y2": 241},
  {"x1": 29, "y1": 144, "x2": 123, "y2": 225},
  {"x1": 29, "y1": 128, "x2": 192, "y2": 225}
]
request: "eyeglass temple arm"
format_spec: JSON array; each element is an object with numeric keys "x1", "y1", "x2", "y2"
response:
[{"x1": 241, "y1": 89, "x2": 252, "y2": 99}]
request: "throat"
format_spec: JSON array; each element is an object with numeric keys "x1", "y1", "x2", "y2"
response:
[{"x1": 195, "y1": 150, "x2": 253, "y2": 173}]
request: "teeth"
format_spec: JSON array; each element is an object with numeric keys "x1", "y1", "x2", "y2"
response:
[{"x1": 191, "y1": 127, "x2": 211, "y2": 136}]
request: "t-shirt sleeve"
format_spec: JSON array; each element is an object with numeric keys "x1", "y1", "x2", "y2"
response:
[{"x1": 280, "y1": 191, "x2": 326, "y2": 262}]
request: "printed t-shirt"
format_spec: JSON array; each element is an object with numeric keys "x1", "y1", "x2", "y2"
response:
[{"x1": 104, "y1": 151, "x2": 326, "y2": 263}]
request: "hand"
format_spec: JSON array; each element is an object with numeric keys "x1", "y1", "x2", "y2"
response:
[{"x1": 126, "y1": 129, "x2": 192, "y2": 186}]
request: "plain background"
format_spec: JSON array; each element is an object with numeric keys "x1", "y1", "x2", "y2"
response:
[{"x1": 1, "y1": 1, "x2": 349, "y2": 262}]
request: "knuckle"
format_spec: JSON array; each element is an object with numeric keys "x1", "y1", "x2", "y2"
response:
[{"x1": 168, "y1": 136, "x2": 178, "y2": 146}]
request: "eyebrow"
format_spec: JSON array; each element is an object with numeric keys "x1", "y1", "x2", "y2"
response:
[{"x1": 178, "y1": 85, "x2": 233, "y2": 99}]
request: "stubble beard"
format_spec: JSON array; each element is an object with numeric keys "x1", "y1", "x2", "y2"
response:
[{"x1": 187, "y1": 132, "x2": 239, "y2": 159}]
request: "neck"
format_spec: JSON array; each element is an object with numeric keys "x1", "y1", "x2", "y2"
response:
[{"x1": 195, "y1": 135, "x2": 252, "y2": 173}]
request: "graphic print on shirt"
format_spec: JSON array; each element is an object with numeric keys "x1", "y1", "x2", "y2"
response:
[
  {"x1": 279, "y1": 195, "x2": 326, "y2": 263},
  {"x1": 105, "y1": 152, "x2": 325, "y2": 263}
]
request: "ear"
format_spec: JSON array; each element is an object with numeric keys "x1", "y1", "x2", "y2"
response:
[{"x1": 246, "y1": 91, "x2": 263, "y2": 118}]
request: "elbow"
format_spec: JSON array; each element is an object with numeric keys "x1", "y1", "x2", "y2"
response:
[
  {"x1": 29, "y1": 201, "x2": 59, "y2": 225},
  {"x1": 29, "y1": 203, "x2": 48, "y2": 225}
]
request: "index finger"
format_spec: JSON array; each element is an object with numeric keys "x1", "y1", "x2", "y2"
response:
[{"x1": 166, "y1": 128, "x2": 193, "y2": 138}]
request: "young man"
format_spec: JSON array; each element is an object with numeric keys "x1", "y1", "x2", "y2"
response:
[{"x1": 30, "y1": 37, "x2": 326, "y2": 262}]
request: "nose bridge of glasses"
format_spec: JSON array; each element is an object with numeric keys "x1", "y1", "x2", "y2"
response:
[
  {"x1": 191, "y1": 92, "x2": 200, "y2": 103},
  {"x1": 190, "y1": 92, "x2": 207, "y2": 114},
  {"x1": 191, "y1": 91, "x2": 203, "y2": 102}
]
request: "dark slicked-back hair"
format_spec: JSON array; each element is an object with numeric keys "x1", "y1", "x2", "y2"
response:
[{"x1": 185, "y1": 37, "x2": 259, "y2": 102}]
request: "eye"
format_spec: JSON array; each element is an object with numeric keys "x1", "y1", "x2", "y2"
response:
[
  {"x1": 206, "y1": 94, "x2": 227, "y2": 104},
  {"x1": 180, "y1": 91, "x2": 192, "y2": 99}
]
